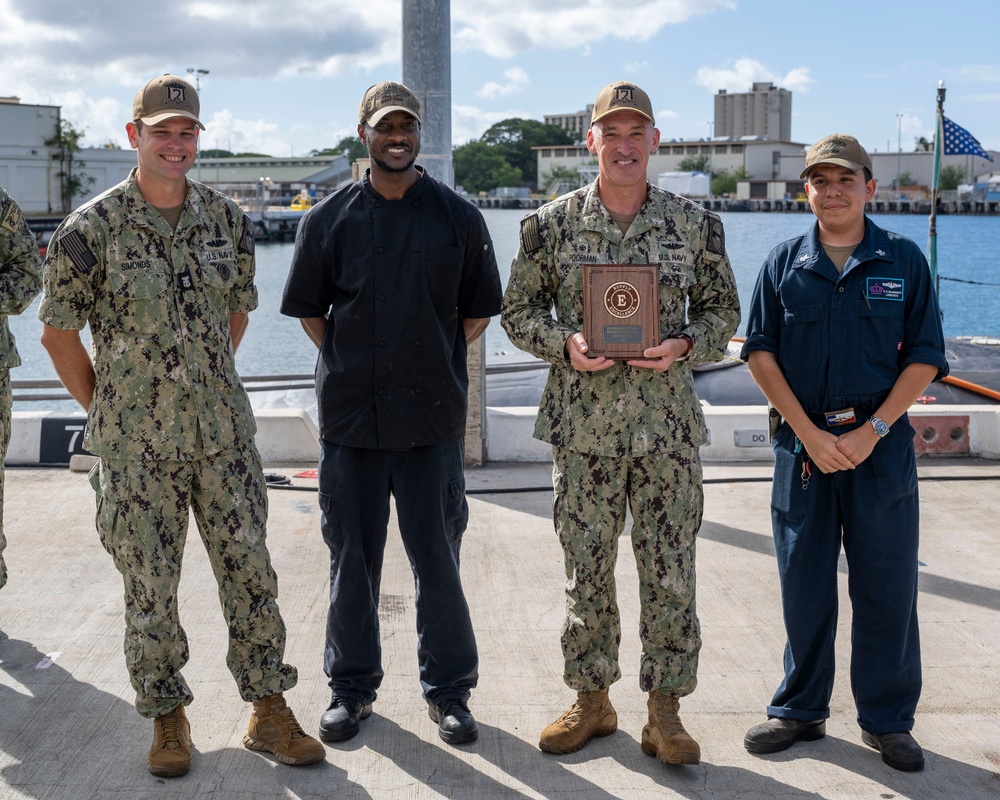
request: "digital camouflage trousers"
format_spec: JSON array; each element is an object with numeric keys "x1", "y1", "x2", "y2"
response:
[
  {"x1": 552, "y1": 445, "x2": 703, "y2": 697},
  {"x1": 90, "y1": 441, "x2": 297, "y2": 718}
]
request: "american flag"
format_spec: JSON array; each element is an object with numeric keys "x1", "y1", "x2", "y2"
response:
[{"x1": 942, "y1": 116, "x2": 992, "y2": 161}]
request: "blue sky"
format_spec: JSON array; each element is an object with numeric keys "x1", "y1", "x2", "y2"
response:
[{"x1": 2, "y1": 0, "x2": 996, "y2": 160}]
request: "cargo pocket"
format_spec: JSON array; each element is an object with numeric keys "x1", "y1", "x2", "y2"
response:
[
  {"x1": 870, "y1": 418, "x2": 917, "y2": 504},
  {"x1": 318, "y1": 492, "x2": 344, "y2": 556},
  {"x1": 770, "y1": 425, "x2": 808, "y2": 520},
  {"x1": 445, "y1": 476, "x2": 469, "y2": 548},
  {"x1": 89, "y1": 460, "x2": 123, "y2": 563}
]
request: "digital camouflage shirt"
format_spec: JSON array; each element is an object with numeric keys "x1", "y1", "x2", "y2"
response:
[
  {"x1": 501, "y1": 181, "x2": 740, "y2": 458},
  {"x1": 0, "y1": 185, "x2": 43, "y2": 370},
  {"x1": 39, "y1": 170, "x2": 258, "y2": 459}
]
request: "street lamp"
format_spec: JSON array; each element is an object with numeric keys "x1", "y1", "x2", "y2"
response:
[
  {"x1": 896, "y1": 113, "x2": 903, "y2": 199},
  {"x1": 186, "y1": 67, "x2": 209, "y2": 91},
  {"x1": 187, "y1": 68, "x2": 209, "y2": 181},
  {"x1": 707, "y1": 121, "x2": 714, "y2": 197}
]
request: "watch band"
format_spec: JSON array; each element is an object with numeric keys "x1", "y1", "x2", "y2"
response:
[{"x1": 673, "y1": 334, "x2": 694, "y2": 361}]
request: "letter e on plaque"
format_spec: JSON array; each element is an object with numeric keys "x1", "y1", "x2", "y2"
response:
[{"x1": 582, "y1": 264, "x2": 659, "y2": 358}]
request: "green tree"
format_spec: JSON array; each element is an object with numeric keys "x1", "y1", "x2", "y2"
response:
[
  {"x1": 939, "y1": 164, "x2": 967, "y2": 191},
  {"x1": 453, "y1": 141, "x2": 523, "y2": 195},
  {"x1": 915, "y1": 136, "x2": 932, "y2": 152},
  {"x1": 711, "y1": 165, "x2": 751, "y2": 195},
  {"x1": 314, "y1": 135, "x2": 368, "y2": 163},
  {"x1": 200, "y1": 148, "x2": 235, "y2": 158},
  {"x1": 677, "y1": 154, "x2": 710, "y2": 173},
  {"x1": 478, "y1": 118, "x2": 574, "y2": 188},
  {"x1": 898, "y1": 171, "x2": 915, "y2": 187},
  {"x1": 45, "y1": 119, "x2": 96, "y2": 213}
]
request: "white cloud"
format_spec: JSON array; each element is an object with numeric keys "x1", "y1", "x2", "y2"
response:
[
  {"x1": 695, "y1": 58, "x2": 814, "y2": 94},
  {"x1": 475, "y1": 68, "x2": 531, "y2": 100},
  {"x1": 202, "y1": 109, "x2": 290, "y2": 156},
  {"x1": 28, "y1": 89, "x2": 130, "y2": 150},
  {"x1": 1, "y1": 0, "x2": 402, "y2": 94},
  {"x1": 453, "y1": 104, "x2": 532, "y2": 145},
  {"x1": 453, "y1": 0, "x2": 736, "y2": 59},
  {"x1": 958, "y1": 65, "x2": 1000, "y2": 83}
]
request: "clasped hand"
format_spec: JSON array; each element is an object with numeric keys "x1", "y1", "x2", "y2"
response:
[
  {"x1": 565, "y1": 334, "x2": 685, "y2": 373},
  {"x1": 805, "y1": 426, "x2": 877, "y2": 473}
]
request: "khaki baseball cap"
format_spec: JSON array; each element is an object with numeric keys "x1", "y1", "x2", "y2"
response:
[
  {"x1": 591, "y1": 81, "x2": 655, "y2": 126},
  {"x1": 132, "y1": 74, "x2": 204, "y2": 130},
  {"x1": 359, "y1": 81, "x2": 421, "y2": 126},
  {"x1": 800, "y1": 133, "x2": 872, "y2": 179}
]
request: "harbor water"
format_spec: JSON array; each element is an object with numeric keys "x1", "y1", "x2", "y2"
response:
[{"x1": 8, "y1": 209, "x2": 999, "y2": 412}]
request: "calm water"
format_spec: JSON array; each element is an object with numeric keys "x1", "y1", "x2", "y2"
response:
[
  {"x1": 480, "y1": 209, "x2": 1000, "y2": 356},
  {"x1": 9, "y1": 209, "x2": 999, "y2": 410}
]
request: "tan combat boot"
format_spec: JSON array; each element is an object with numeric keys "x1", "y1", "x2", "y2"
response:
[
  {"x1": 640, "y1": 691, "x2": 701, "y2": 765},
  {"x1": 539, "y1": 690, "x2": 618, "y2": 754},
  {"x1": 243, "y1": 693, "x2": 326, "y2": 765},
  {"x1": 148, "y1": 705, "x2": 192, "y2": 777}
]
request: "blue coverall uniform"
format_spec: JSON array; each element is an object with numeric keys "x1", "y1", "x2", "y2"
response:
[{"x1": 741, "y1": 216, "x2": 948, "y2": 733}]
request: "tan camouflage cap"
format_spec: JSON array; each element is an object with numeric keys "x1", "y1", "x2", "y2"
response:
[
  {"x1": 132, "y1": 74, "x2": 204, "y2": 130},
  {"x1": 359, "y1": 81, "x2": 421, "y2": 126},
  {"x1": 801, "y1": 133, "x2": 872, "y2": 179},
  {"x1": 591, "y1": 81, "x2": 655, "y2": 126}
]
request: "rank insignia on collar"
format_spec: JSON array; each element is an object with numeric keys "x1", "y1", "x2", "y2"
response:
[{"x1": 876, "y1": 249, "x2": 886, "y2": 256}]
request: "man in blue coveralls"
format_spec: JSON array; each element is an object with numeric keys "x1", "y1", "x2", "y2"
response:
[{"x1": 740, "y1": 133, "x2": 947, "y2": 772}]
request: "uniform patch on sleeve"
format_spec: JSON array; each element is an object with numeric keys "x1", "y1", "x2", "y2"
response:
[
  {"x1": 519, "y1": 214, "x2": 542, "y2": 255},
  {"x1": 706, "y1": 212, "x2": 726, "y2": 257},
  {"x1": 238, "y1": 216, "x2": 256, "y2": 256},
  {"x1": 0, "y1": 197, "x2": 20, "y2": 234},
  {"x1": 58, "y1": 229, "x2": 99, "y2": 274}
]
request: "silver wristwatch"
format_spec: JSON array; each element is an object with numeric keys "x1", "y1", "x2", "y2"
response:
[{"x1": 868, "y1": 416, "x2": 890, "y2": 438}]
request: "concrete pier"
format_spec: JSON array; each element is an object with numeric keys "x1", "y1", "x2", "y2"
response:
[{"x1": 0, "y1": 457, "x2": 998, "y2": 798}]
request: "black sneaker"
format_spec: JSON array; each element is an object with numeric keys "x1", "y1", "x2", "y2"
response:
[
  {"x1": 428, "y1": 699, "x2": 478, "y2": 745},
  {"x1": 318, "y1": 697, "x2": 373, "y2": 743}
]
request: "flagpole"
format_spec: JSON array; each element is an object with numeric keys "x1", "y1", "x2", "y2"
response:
[{"x1": 928, "y1": 80, "x2": 945, "y2": 295}]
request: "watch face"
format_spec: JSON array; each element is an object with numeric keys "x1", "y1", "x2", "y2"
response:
[{"x1": 872, "y1": 418, "x2": 889, "y2": 437}]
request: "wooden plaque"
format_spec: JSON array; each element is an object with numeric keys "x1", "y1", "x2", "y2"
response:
[{"x1": 582, "y1": 264, "x2": 659, "y2": 358}]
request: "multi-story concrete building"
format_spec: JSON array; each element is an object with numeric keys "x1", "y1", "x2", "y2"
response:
[
  {"x1": 714, "y1": 82, "x2": 792, "y2": 141},
  {"x1": 0, "y1": 98, "x2": 64, "y2": 213},
  {"x1": 543, "y1": 105, "x2": 593, "y2": 144}
]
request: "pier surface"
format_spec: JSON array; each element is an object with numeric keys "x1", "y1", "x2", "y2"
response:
[{"x1": 0, "y1": 458, "x2": 998, "y2": 799}]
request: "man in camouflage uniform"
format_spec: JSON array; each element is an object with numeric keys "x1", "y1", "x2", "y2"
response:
[
  {"x1": 501, "y1": 81, "x2": 740, "y2": 764},
  {"x1": 38, "y1": 74, "x2": 324, "y2": 777},
  {"x1": 0, "y1": 186, "x2": 43, "y2": 603}
]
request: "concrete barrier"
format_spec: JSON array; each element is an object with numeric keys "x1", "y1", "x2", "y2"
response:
[
  {"x1": 486, "y1": 403, "x2": 1000, "y2": 462},
  {"x1": 10, "y1": 404, "x2": 999, "y2": 467},
  {"x1": 8, "y1": 408, "x2": 321, "y2": 466}
]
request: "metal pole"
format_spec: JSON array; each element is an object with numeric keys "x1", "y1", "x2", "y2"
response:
[
  {"x1": 187, "y1": 68, "x2": 209, "y2": 181},
  {"x1": 896, "y1": 113, "x2": 903, "y2": 199},
  {"x1": 707, "y1": 121, "x2": 714, "y2": 196},
  {"x1": 928, "y1": 80, "x2": 945, "y2": 296},
  {"x1": 402, "y1": 0, "x2": 453, "y2": 187}
]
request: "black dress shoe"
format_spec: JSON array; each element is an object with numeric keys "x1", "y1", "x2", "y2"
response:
[
  {"x1": 319, "y1": 697, "x2": 373, "y2": 743},
  {"x1": 428, "y1": 699, "x2": 478, "y2": 745},
  {"x1": 744, "y1": 717, "x2": 826, "y2": 753},
  {"x1": 862, "y1": 730, "x2": 925, "y2": 771}
]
